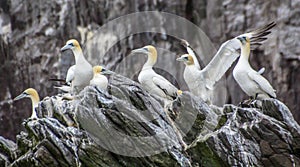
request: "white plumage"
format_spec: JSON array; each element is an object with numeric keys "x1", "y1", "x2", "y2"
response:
[
  {"x1": 61, "y1": 39, "x2": 93, "y2": 94},
  {"x1": 233, "y1": 36, "x2": 276, "y2": 99},
  {"x1": 177, "y1": 22, "x2": 276, "y2": 103},
  {"x1": 65, "y1": 65, "x2": 75, "y2": 84},
  {"x1": 132, "y1": 45, "x2": 181, "y2": 101},
  {"x1": 14, "y1": 88, "x2": 40, "y2": 119},
  {"x1": 90, "y1": 66, "x2": 113, "y2": 91}
]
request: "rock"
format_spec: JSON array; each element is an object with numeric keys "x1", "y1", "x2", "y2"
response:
[
  {"x1": 0, "y1": 74, "x2": 299, "y2": 166},
  {"x1": 1, "y1": 0, "x2": 300, "y2": 141}
]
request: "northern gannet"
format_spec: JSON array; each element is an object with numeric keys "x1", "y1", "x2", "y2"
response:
[
  {"x1": 177, "y1": 22, "x2": 276, "y2": 103},
  {"x1": 132, "y1": 45, "x2": 186, "y2": 149},
  {"x1": 61, "y1": 39, "x2": 93, "y2": 94},
  {"x1": 54, "y1": 65, "x2": 75, "y2": 93},
  {"x1": 90, "y1": 65, "x2": 114, "y2": 90},
  {"x1": 14, "y1": 88, "x2": 40, "y2": 119},
  {"x1": 233, "y1": 36, "x2": 276, "y2": 99},
  {"x1": 131, "y1": 45, "x2": 182, "y2": 102}
]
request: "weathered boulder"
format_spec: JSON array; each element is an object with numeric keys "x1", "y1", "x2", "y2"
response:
[
  {"x1": 0, "y1": 74, "x2": 299, "y2": 167},
  {"x1": 1, "y1": 0, "x2": 300, "y2": 141}
]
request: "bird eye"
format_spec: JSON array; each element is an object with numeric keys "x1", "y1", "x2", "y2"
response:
[
  {"x1": 68, "y1": 43, "x2": 74, "y2": 47},
  {"x1": 143, "y1": 47, "x2": 148, "y2": 51},
  {"x1": 184, "y1": 57, "x2": 189, "y2": 60},
  {"x1": 102, "y1": 68, "x2": 106, "y2": 71}
]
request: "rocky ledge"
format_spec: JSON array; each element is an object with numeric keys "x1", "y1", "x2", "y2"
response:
[{"x1": 0, "y1": 74, "x2": 299, "y2": 167}]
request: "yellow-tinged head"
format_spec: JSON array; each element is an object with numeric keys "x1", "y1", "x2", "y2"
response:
[
  {"x1": 93, "y1": 66, "x2": 103, "y2": 74},
  {"x1": 144, "y1": 45, "x2": 157, "y2": 57},
  {"x1": 237, "y1": 36, "x2": 251, "y2": 56},
  {"x1": 61, "y1": 39, "x2": 82, "y2": 52},
  {"x1": 176, "y1": 54, "x2": 194, "y2": 66},
  {"x1": 131, "y1": 45, "x2": 158, "y2": 67},
  {"x1": 14, "y1": 88, "x2": 40, "y2": 104},
  {"x1": 14, "y1": 88, "x2": 40, "y2": 119},
  {"x1": 93, "y1": 65, "x2": 114, "y2": 75},
  {"x1": 237, "y1": 36, "x2": 250, "y2": 46}
]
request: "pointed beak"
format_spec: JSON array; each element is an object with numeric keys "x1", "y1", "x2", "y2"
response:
[
  {"x1": 176, "y1": 57, "x2": 185, "y2": 62},
  {"x1": 14, "y1": 93, "x2": 27, "y2": 101},
  {"x1": 101, "y1": 69, "x2": 114, "y2": 75},
  {"x1": 131, "y1": 48, "x2": 148, "y2": 55},
  {"x1": 60, "y1": 44, "x2": 72, "y2": 52}
]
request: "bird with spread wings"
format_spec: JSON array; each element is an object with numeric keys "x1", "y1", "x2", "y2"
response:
[{"x1": 177, "y1": 22, "x2": 276, "y2": 103}]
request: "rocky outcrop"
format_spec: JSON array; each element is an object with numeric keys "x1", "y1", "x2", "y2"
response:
[
  {"x1": 0, "y1": 0, "x2": 299, "y2": 142},
  {"x1": 0, "y1": 74, "x2": 299, "y2": 167}
]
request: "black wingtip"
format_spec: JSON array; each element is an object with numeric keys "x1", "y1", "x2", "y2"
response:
[
  {"x1": 250, "y1": 21, "x2": 276, "y2": 45},
  {"x1": 253, "y1": 21, "x2": 276, "y2": 36}
]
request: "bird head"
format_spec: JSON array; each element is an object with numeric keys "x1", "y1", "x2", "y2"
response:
[
  {"x1": 93, "y1": 66, "x2": 114, "y2": 75},
  {"x1": 176, "y1": 54, "x2": 194, "y2": 66},
  {"x1": 131, "y1": 45, "x2": 157, "y2": 66},
  {"x1": 131, "y1": 45, "x2": 157, "y2": 55},
  {"x1": 14, "y1": 88, "x2": 40, "y2": 103},
  {"x1": 237, "y1": 36, "x2": 250, "y2": 45},
  {"x1": 61, "y1": 39, "x2": 81, "y2": 52}
]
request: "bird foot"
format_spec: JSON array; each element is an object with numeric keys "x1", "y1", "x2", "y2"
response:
[
  {"x1": 249, "y1": 99, "x2": 263, "y2": 108},
  {"x1": 238, "y1": 99, "x2": 254, "y2": 107}
]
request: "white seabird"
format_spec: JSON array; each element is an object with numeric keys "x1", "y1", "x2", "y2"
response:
[
  {"x1": 177, "y1": 22, "x2": 276, "y2": 103},
  {"x1": 14, "y1": 88, "x2": 40, "y2": 119},
  {"x1": 131, "y1": 45, "x2": 182, "y2": 103},
  {"x1": 54, "y1": 65, "x2": 75, "y2": 93},
  {"x1": 132, "y1": 45, "x2": 186, "y2": 149},
  {"x1": 233, "y1": 36, "x2": 276, "y2": 99},
  {"x1": 90, "y1": 65, "x2": 114, "y2": 91},
  {"x1": 61, "y1": 39, "x2": 93, "y2": 94}
]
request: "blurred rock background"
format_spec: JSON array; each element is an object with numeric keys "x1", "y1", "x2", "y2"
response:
[{"x1": 0, "y1": 0, "x2": 299, "y2": 141}]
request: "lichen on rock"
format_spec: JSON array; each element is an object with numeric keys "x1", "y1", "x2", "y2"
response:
[{"x1": 0, "y1": 74, "x2": 299, "y2": 167}]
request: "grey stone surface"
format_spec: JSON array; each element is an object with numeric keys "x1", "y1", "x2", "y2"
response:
[
  {"x1": 0, "y1": 0, "x2": 299, "y2": 154},
  {"x1": 0, "y1": 74, "x2": 299, "y2": 166}
]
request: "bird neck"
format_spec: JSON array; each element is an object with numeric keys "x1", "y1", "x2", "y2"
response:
[
  {"x1": 143, "y1": 52, "x2": 157, "y2": 69},
  {"x1": 240, "y1": 42, "x2": 250, "y2": 61},
  {"x1": 30, "y1": 94, "x2": 40, "y2": 118},
  {"x1": 185, "y1": 61, "x2": 195, "y2": 66},
  {"x1": 73, "y1": 47, "x2": 86, "y2": 64}
]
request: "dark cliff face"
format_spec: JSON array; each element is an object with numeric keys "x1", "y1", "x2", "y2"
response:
[
  {"x1": 0, "y1": 74, "x2": 299, "y2": 167},
  {"x1": 0, "y1": 0, "x2": 299, "y2": 141}
]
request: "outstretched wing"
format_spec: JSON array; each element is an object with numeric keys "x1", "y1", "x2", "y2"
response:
[
  {"x1": 153, "y1": 76, "x2": 179, "y2": 100},
  {"x1": 180, "y1": 39, "x2": 202, "y2": 70},
  {"x1": 201, "y1": 22, "x2": 276, "y2": 89},
  {"x1": 237, "y1": 21, "x2": 276, "y2": 50},
  {"x1": 66, "y1": 65, "x2": 75, "y2": 83},
  {"x1": 201, "y1": 39, "x2": 240, "y2": 89},
  {"x1": 248, "y1": 71, "x2": 276, "y2": 98}
]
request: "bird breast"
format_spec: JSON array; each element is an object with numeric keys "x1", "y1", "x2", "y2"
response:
[
  {"x1": 138, "y1": 68, "x2": 167, "y2": 98},
  {"x1": 233, "y1": 67, "x2": 259, "y2": 97},
  {"x1": 73, "y1": 63, "x2": 93, "y2": 87},
  {"x1": 90, "y1": 75, "x2": 108, "y2": 90}
]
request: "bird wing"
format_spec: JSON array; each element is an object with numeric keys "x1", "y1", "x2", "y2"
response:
[
  {"x1": 200, "y1": 22, "x2": 276, "y2": 89},
  {"x1": 200, "y1": 39, "x2": 240, "y2": 89},
  {"x1": 237, "y1": 21, "x2": 276, "y2": 49},
  {"x1": 66, "y1": 65, "x2": 76, "y2": 83},
  {"x1": 180, "y1": 39, "x2": 202, "y2": 69},
  {"x1": 152, "y1": 76, "x2": 178, "y2": 99},
  {"x1": 248, "y1": 71, "x2": 276, "y2": 98}
]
